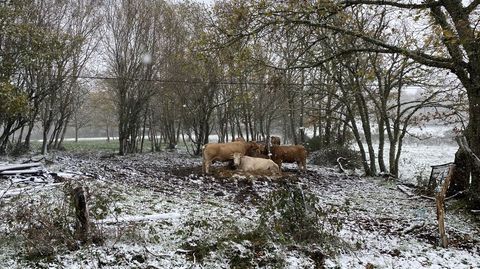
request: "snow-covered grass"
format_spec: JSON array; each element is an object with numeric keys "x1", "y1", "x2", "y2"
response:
[
  {"x1": 0, "y1": 145, "x2": 478, "y2": 268},
  {"x1": 397, "y1": 142, "x2": 458, "y2": 185}
]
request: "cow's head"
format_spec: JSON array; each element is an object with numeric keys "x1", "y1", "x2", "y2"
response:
[
  {"x1": 233, "y1": 152, "x2": 242, "y2": 167},
  {"x1": 246, "y1": 141, "x2": 260, "y2": 156}
]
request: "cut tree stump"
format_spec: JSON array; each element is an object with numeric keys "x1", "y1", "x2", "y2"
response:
[{"x1": 73, "y1": 186, "x2": 90, "y2": 242}]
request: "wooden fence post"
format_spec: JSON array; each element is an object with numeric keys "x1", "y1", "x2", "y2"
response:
[{"x1": 435, "y1": 165, "x2": 454, "y2": 248}]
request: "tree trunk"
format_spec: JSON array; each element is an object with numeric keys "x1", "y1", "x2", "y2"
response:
[
  {"x1": 324, "y1": 94, "x2": 333, "y2": 146},
  {"x1": 288, "y1": 98, "x2": 297, "y2": 145},
  {"x1": 449, "y1": 83, "x2": 479, "y2": 206},
  {"x1": 24, "y1": 119, "x2": 35, "y2": 148},
  {"x1": 16, "y1": 126, "x2": 24, "y2": 146},
  {"x1": 75, "y1": 118, "x2": 79, "y2": 143},
  {"x1": 57, "y1": 119, "x2": 69, "y2": 149},
  {"x1": 450, "y1": 148, "x2": 471, "y2": 195},
  {"x1": 377, "y1": 115, "x2": 387, "y2": 173},
  {"x1": 355, "y1": 90, "x2": 377, "y2": 176},
  {"x1": 465, "y1": 91, "x2": 480, "y2": 207}
]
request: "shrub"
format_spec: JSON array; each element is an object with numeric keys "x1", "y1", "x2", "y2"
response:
[
  {"x1": 257, "y1": 183, "x2": 345, "y2": 253},
  {"x1": 9, "y1": 143, "x2": 30, "y2": 156},
  {"x1": 179, "y1": 183, "x2": 347, "y2": 267},
  {"x1": 309, "y1": 145, "x2": 362, "y2": 170},
  {"x1": 1, "y1": 182, "x2": 105, "y2": 260},
  {"x1": 304, "y1": 136, "x2": 322, "y2": 152}
]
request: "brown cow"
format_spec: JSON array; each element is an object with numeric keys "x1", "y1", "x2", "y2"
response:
[
  {"x1": 270, "y1": 136, "x2": 281, "y2": 146},
  {"x1": 270, "y1": 145, "x2": 307, "y2": 171},
  {"x1": 250, "y1": 136, "x2": 281, "y2": 158},
  {"x1": 234, "y1": 137, "x2": 245, "y2": 142},
  {"x1": 202, "y1": 141, "x2": 259, "y2": 174}
]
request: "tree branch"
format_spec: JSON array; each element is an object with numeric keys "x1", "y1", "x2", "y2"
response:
[
  {"x1": 264, "y1": 47, "x2": 390, "y2": 70},
  {"x1": 465, "y1": 0, "x2": 480, "y2": 14},
  {"x1": 342, "y1": 0, "x2": 441, "y2": 9},
  {"x1": 283, "y1": 18, "x2": 458, "y2": 70}
]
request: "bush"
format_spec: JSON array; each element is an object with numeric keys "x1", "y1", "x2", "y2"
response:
[
  {"x1": 309, "y1": 145, "x2": 362, "y2": 170},
  {"x1": 9, "y1": 143, "x2": 31, "y2": 156},
  {"x1": 179, "y1": 184, "x2": 347, "y2": 267},
  {"x1": 257, "y1": 183, "x2": 345, "y2": 253},
  {"x1": 1, "y1": 182, "x2": 105, "y2": 260},
  {"x1": 304, "y1": 136, "x2": 322, "y2": 152}
]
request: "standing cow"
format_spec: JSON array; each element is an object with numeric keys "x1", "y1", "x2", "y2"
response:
[
  {"x1": 270, "y1": 145, "x2": 307, "y2": 171},
  {"x1": 202, "y1": 141, "x2": 259, "y2": 174},
  {"x1": 251, "y1": 135, "x2": 282, "y2": 158},
  {"x1": 270, "y1": 136, "x2": 281, "y2": 146}
]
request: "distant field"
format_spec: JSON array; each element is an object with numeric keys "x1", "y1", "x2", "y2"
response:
[
  {"x1": 30, "y1": 139, "x2": 186, "y2": 153},
  {"x1": 30, "y1": 139, "x2": 118, "y2": 152},
  {"x1": 344, "y1": 140, "x2": 458, "y2": 185},
  {"x1": 395, "y1": 142, "x2": 457, "y2": 184},
  {"x1": 61, "y1": 140, "x2": 121, "y2": 152}
]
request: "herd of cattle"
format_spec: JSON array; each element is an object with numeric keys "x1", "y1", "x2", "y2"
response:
[{"x1": 202, "y1": 136, "x2": 307, "y2": 175}]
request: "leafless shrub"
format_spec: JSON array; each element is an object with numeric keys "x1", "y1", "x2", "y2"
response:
[{"x1": 0, "y1": 182, "x2": 105, "y2": 260}]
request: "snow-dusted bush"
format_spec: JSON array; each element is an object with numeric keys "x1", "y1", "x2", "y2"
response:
[
  {"x1": 258, "y1": 183, "x2": 345, "y2": 252},
  {"x1": 309, "y1": 145, "x2": 362, "y2": 170},
  {"x1": 179, "y1": 183, "x2": 347, "y2": 267},
  {"x1": 0, "y1": 182, "x2": 105, "y2": 260}
]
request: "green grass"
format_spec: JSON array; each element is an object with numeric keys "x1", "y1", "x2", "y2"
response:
[
  {"x1": 61, "y1": 140, "x2": 121, "y2": 152},
  {"x1": 29, "y1": 140, "x2": 120, "y2": 153},
  {"x1": 28, "y1": 139, "x2": 195, "y2": 154}
]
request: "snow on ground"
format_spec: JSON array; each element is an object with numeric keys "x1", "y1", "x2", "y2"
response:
[
  {"x1": 0, "y1": 149, "x2": 479, "y2": 268},
  {"x1": 382, "y1": 142, "x2": 458, "y2": 185}
]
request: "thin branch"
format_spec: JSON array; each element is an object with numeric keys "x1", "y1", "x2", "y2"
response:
[
  {"x1": 314, "y1": 22, "x2": 457, "y2": 70},
  {"x1": 465, "y1": 0, "x2": 480, "y2": 14},
  {"x1": 264, "y1": 48, "x2": 391, "y2": 70},
  {"x1": 342, "y1": 0, "x2": 441, "y2": 9}
]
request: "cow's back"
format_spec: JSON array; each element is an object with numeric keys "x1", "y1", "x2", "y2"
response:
[
  {"x1": 203, "y1": 142, "x2": 247, "y2": 162},
  {"x1": 239, "y1": 156, "x2": 279, "y2": 172}
]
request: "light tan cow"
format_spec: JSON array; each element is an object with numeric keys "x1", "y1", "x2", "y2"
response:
[
  {"x1": 202, "y1": 141, "x2": 259, "y2": 174},
  {"x1": 233, "y1": 153, "x2": 281, "y2": 175}
]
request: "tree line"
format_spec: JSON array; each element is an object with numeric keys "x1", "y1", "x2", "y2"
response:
[{"x1": 1, "y1": 0, "x2": 478, "y2": 205}]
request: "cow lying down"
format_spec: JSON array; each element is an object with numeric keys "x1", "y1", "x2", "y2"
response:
[{"x1": 233, "y1": 152, "x2": 281, "y2": 175}]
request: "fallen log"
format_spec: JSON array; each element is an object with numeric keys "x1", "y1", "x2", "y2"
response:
[
  {"x1": 445, "y1": 190, "x2": 465, "y2": 201},
  {"x1": 0, "y1": 169, "x2": 43, "y2": 175},
  {"x1": 397, "y1": 184, "x2": 415, "y2": 197},
  {"x1": 96, "y1": 212, "x2": 182, "y2": 225},
  {"x1": 420, "y1": 195, "x2": 436, "y2": 201},
  {"x1": 0, "y1": 183, "x2": 63, "y2": 198},
  {"x1": 0, "y1": 162, "x2": 43, "y2": 172},
  {"x1": 402, "y1": 221, "x2": 425, "y2": 234}
]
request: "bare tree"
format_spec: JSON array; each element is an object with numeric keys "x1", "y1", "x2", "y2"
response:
[{"x1": 103, "y1": 0, "x2": 164, "y2": 155}]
